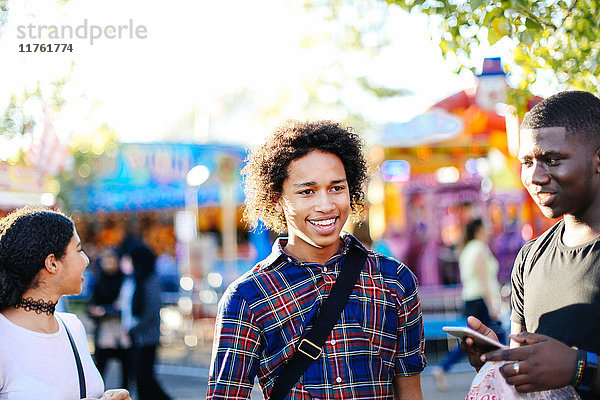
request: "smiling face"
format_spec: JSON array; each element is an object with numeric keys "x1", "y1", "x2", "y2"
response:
[
  {"x1": 275, "y1": 150, "x2": 350, "y2": 263},
  {"x1": 56, "y1": 228, "x2": 90, "y2": 296},
  {"x1": 518, "y1": 127, "x2": 600, "y2": 220}
]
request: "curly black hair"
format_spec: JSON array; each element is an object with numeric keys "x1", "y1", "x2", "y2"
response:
[
  {"x1": 0, "y1": 206, "x2": 74, "y2": 311},
  {"x1": 242, "y1": 120, "x2": 368, "y2": 233},
  {"x1": 522, "y1": 91, "x2": 600, "y2": 146}
]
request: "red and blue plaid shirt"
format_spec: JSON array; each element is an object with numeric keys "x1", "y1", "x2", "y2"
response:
[{"x1": 207, "y1": 233, "x2": 426, "y2": 400}]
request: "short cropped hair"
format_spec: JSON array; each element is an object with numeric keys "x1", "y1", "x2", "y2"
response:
[
  {"x1": 521, "y1": 90, "x2": 600, "y2": 147},
  {"x1": 242, "y1": 120, "x2": 368, "y2": 233},
  {"x1": 0, "y1": 207, "x2": 74, "y2": 311}
]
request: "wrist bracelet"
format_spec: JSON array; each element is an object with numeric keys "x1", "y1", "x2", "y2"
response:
[
  {"x1": 579, "y1": 352, "x2": 598, "y2": 392},
  {"x1": 572, "y1": 350, "x2": 586, "y2": 388}
]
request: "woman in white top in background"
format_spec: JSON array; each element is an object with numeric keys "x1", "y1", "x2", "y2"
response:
[
  {"x1": 0, "y1": 206, "x2": 130, "y2": 400},
  {"x1": 458, "y1": 218, "x2": 502, "y2": 324},
  {"x1": 434, "y1": 218, "x2": 504, "y2": 390}
]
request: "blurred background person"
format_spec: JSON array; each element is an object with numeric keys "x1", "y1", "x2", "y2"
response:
[
  {"x1": 0, "y1": 206, "x2": 130, "y2": 400},
  {"x1": 433, "y1": 218, "x2": 504, "y2": 390},
  {"x1": 127, "y1": 245, "x2": 172, "y2": 400},
  {"x1": 88, "y1": 248, "x2": 132, "y2": 390},
  {"x1": 155, "y1": 250, "x2": 179, "y2": 293}
]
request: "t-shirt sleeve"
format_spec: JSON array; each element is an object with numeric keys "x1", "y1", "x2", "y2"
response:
[
  {"x1": 510, "y1": 241, "x2": 534, "y2": 327},
  {"x1": 207, "y1": 287, "x2": 261, "y2": 400},
  {"x1": 394, "y1": 264, "x2": 427, "y2": 376}
]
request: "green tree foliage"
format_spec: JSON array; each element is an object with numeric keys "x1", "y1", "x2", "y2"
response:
[
  {"x1": 0, "y1": 0, "x2": 8, "y2": 33},
  {"x1": 56, "y1": 124, "x2": 119, "y2": 212},
  {"x1": 387, "y1": 0, "x2": 600, "y2": 97},
  {"x1": 300, "y1": 0, "x2": 413, "y2": 133},
  {"x1": 0, "y1": 94, "x2": 35, "y2": 139}
]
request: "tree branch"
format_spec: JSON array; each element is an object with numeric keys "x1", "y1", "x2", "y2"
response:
[
  {"x1": 514, "y1": 5, "x2": 557, "y2": 30},
  {"x1": 555, "y1": 0, "x2": 578, "y2": 31}
]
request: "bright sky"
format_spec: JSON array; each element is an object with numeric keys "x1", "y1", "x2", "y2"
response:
[{"x1": 0, "y1": 0, "x2": 516, "y2": 148}]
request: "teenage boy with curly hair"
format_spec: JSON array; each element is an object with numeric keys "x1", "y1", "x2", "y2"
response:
[{"x1": 207, "y1": 120, "x2": 426, "y2": 400}]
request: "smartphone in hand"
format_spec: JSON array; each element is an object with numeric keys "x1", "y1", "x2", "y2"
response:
[{"x1": 442, "y1": 326, "x2": 508, "y2": 350}]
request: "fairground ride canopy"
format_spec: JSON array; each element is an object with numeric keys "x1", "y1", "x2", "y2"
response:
[
  {"x1": 70, "y1": 142, "x2": 247, "y2": 213},
  {"x1": 379, "y1": 79, "x2": 541, "y2": 178}
]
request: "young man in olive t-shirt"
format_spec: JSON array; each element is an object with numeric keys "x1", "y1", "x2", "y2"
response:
[{"x1": 463, "y1": 91, "x2": 600, "y2": 399}]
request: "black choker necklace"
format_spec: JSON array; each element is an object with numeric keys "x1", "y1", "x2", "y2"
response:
[{"x1": 14, "y1": 297, "x2": 57, "y2": 315}]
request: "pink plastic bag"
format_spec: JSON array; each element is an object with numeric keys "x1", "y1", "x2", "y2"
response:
[{"x1": 466, "y1": 361, "x2": 581, "y2": 400}]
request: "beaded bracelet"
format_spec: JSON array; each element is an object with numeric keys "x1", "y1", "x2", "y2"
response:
[
  {"x1": 579, "y1": 351, "x2": 598, "y2": 392},
  {"x1": 572, "y1": 350, "x2": 586, "y2": 388}
]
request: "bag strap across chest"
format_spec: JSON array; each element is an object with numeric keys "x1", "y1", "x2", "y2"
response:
[
  {"x1": 269, "y1": 241, "x2": 367, "y2": 400},
  {"x1": 58, "y1": 316, "x2": 87, "y2": 399}
]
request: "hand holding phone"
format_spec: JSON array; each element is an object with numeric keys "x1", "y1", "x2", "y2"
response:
[{"x1": 442, "y1": 326, "x2": 508, "y2": 350}]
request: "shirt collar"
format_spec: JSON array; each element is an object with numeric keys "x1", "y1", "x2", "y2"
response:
[{"x1": 260, "y1": 232, "x2": 367, "y2": 270}]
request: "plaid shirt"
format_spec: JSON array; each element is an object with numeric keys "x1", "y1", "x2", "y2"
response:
[{"x1": 207, "y1": 233, "x2": 426, "y2": 400}]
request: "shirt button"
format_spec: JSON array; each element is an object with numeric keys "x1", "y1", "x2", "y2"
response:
[
  {"x1": 336, "y1": 377, "x2": 342, "y2": 383},
  {"x1": 330, "y1": 339, "x2": 336, "y2": 345}
]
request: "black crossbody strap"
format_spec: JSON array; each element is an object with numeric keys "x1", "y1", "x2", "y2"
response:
[
  {"x1": 59, "y1": 316, "x2": 87, "y2": 399},
  {"x1": 269, "y1": 241, "x2": 367, "y2": 400}
]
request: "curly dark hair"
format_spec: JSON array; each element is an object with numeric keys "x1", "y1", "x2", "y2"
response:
[
  {"x1": 242, "y1": 120, "x2": 368, "y2": 233},
  {"x1": 0, "y1": 206, "x2": 74, "y2": 311}
]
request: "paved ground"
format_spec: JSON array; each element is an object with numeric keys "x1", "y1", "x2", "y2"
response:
[
  {"x1": 104, "y1": 344, "x2": 477, "y2": 400},
  {"x1": 149, "y1": 366, "x2": 476, "y2": 400}
]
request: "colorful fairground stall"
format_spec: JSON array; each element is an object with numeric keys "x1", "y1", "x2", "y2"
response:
[
  {"x1": 65, "y1": 142, "x2": 274, "y2": 349},
  {"x1": 368, "y1": 58, "x2": 547, "y2": 289},
  {"x1": 69, "y1": 142, "x2": 271, "y2": 304}
]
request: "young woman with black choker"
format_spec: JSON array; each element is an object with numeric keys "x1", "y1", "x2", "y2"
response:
[{"x1": 0, "y1": 206, "x2": 130, "y2": 400}]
